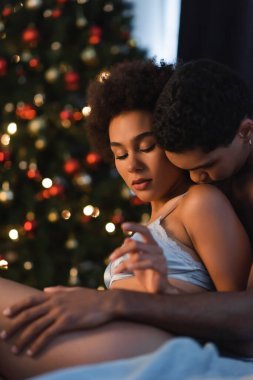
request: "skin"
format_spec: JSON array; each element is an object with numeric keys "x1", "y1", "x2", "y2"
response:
[
  {"x1": 0, "y1": 111, "x2": 252, "y2": 380},
  {"x1": 165, "y1": 119, "x2": 253, "y2": 184}
]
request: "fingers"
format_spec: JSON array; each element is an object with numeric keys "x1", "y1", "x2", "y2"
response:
[
  {"x1": 9, "y1": 315, "x2": 55, "y2": 356},
  {"x1": 43, "y1": 285, "x2": 66, "y2": 293},
  {"x1": 113, "y1": 248, "x2": 167, "y2": 276},
  {"x1": 2, "y1": 293, "x2": 47, "y2": 317},
  {"x1": 1, "y1": 303, "x2": 49, "y2": 340},
  {"x1": 122, "y1": 222, "x2": 157, "y2": 244},
  {"x1": 110, "y1": 237, "x2": 163, "y2": 262},
  {"x1": 25, "y1": 320, "x2": 64, "y2": 356}
]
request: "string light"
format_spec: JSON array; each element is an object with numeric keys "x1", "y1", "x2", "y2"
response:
[
  {"x1": 61, "y1": 209, "x2": 71, "y2": 220},
  {"x1": 83, "y1": 205, "x2": 94, "y2": 216},
  {"x1": 9, "y1": 229, "x2": 19, "y2": 240},
  {"x1": 82, "y1": 105, "x2": 91, "y2": 117},
  {"x1": 105, "y1": 222, "x2": 115, "y2": 233},
  {"x1": 1, "y1": 134, "x2": 10, "y2": 146},
  {"x1": 24, "y1": 261, "x2": 33, "y2": 270},
  {"x1": 7, "y1": 122, "x2": 17, "y2": 135},
  {"x1": 42, "y1": 178, "x2": 53, "y2": 189},
  {"x1": 0, "y1": 258, "x2": 8, "y2": 270}
]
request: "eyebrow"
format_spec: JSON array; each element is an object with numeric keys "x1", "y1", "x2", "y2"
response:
[{"x1": 110, "y1": 131, "x2": 154, "y2": 147}]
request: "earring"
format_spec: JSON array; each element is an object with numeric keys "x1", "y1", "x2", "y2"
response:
[{"x1": 249, "y1": 138, "x2": 252, "y2": 145}]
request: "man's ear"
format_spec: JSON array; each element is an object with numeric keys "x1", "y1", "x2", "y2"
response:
[{"x1": 238, "y1": 118, "x2": 253, "y2": 141}]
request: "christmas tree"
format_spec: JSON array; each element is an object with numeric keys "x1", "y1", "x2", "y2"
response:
[{"x1": 0, "y1": 0, "x2": 148, "y2": 289}]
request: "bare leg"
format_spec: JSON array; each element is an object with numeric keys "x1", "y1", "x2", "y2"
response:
[{"x1": 0, "y1": 278, "x2": 171, "y2": 380}]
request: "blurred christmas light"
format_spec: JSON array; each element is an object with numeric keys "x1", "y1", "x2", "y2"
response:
[
  {"x1": 82, "y1": 105, "x2": 91, "y2": 117},
  {"x1": 80, "y1": 46, "x2": 97, "y2": 65},
  {"x1": 104, "y1": 3, "x2": 114, "y2": 12},
  {"x1": 24, "y1": 220, "x2": 37, "y2": 232},
  {"x1": 7, "y1": 122, "x2": 17, "y2": 135},
  {"x1": 33, "y1": 93, "x2": 45, "y2": 107},
  {"x1": 45, "y1": 66, "x2": 60, "y2": 83},
  {"x1": 85, "y1": 152, "x2": 102, "y2": 166},
  {"x1": 19, "y1": 161, "x2": 28, "y2": 170},
  {"x1": 51, "y1": 41, "x2": 61, "y2": 51},
  {"x1": 42, "y1": 178, "x2": 53, "y2": 188},
  {"x1": 61, "y1": 209, "x2": 71, "y2": 220},
  {"x1": 64, "y1": 158, "x2": 81, "y2": 174},
  {"x1": 43, "y1": 9, "x2": 52, "y2": 18},
  {"x1": 68, "y1": 266, "x2": 79, "y2": 285},
  {"x1": 0, "y1": 58, "x2": 7, "y2": 76},
  {"x1": 65, "y1": 236, "x2": 78, "y2": 249},
  {"x1": 76, "y1": 16, "x2": 87, "y2": 28},
  {"x1": 35, "y1": 138, "x2": 47, "y2": 149},
  {"x1": 28, "y1": 117, "x2": 45, "y2": 135},
  {"x1": 83, "y1": 204, "x2": 94, "y2": 216},
  {"x1": 4, "y1": 103, "x2": 15, "y2": 113},
  {"x1": 0, "y1": 258, "x2": 8, "y2": 270},
  {"x1": 25, "y1": 0, "x2": 42, "y2": 9},
  {"x1": 48, "y1": 211, "x2": 59, "y2": 222},
  {"x1": 22, "y1": 25, "x2": 39, "y2": 45},
  {"x1": 1, "y1": 134, "x2": 10, "y2": 146},
  {"x1": 105, "y1": 222, "x2": 115, "y2": 233},
  {"x1": 24, "y1": 261, "x2": 33, "y2": 270},
  {"x1": 9, "y1": 229, "x2": 19, "y2": 240},
  {"x1": 26, "y1": 211, "x2": 35, "y2": 220}
]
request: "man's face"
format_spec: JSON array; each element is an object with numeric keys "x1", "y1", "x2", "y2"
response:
[{"x1": 165, "y1": 135, "x2": 246, "y2": 183}]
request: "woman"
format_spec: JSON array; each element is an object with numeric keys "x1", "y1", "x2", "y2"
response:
[{"x1": 0, "y1": 60, "x2": 251, "y2": 380}]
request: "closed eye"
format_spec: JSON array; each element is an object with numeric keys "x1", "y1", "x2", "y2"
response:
[
  {"x1": 140, "y1": 143, "x2": 156, "y2": 153},
  {"x1": 115, "y1": 153, "x2": 128, "y2": 160}
]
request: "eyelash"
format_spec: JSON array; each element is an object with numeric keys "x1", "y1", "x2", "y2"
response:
[{"x1": 115, "y1": 143, "x2": 156, "y2": 160}]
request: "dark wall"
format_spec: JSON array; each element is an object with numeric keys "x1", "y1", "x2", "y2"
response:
[{"x1": 177, "y1": 0, "x2": 253, "y2": 99}]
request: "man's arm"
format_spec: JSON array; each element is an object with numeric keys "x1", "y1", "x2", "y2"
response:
[
  {"x1": 116, "y1": 288, "x2": 253, "y2": 341},
  {"x1": 2, "y1": 283, "x2": 253, "y2": 356}
]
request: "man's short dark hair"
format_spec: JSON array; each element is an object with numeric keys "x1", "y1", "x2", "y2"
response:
[{"x1": 154, "y1": 59, "x2": 252, "y2": 153}]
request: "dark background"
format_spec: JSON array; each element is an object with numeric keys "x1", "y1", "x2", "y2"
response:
[{"x1": 178, "y1": 0, "x2": 253, "y2": 101}]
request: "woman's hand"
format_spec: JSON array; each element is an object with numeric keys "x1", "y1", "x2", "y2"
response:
[{"x1": 110, "y1": 222, "x2": 175, "y2": 294}]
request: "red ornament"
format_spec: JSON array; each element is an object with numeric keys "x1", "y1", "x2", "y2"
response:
[
  {"x1": 0, "y1": 58, "x2": 7, "y2": 76},
  {"x1": 22, "y1": 27, "x2": 39, "y2": 45},
  {"x1": 26, "y1": 168, "x2": 42, "y2": 181},
  {"x1": 85, "y1": 152, "x2": 102, "y2": 167},
  {"x1": 0, "y1": 150, "x2": 11, "y2": 163},
  {"x1": 59, "y1": 109, "x2": 73, "y2": 121},
  {"x1": 111, "y1": 214, "x2": 123, "y2": 225},
  {"x1": 24, "y1": 220, "x2": 38, "y2": 232},
  {"x1": 89, "y1": 26, "x2": 102, "y2": 45},
  {"x1": 29, "y1": 57, "x2": 40, "y2": 69},
  {"x1": 49, "y1": 184, "x2": 64, "y2": 197},
  {"x1": 52, "y1": 8, "x2": 62, "y2": 18},
  {"x1": 16, "y1": 104, "x2": 37, "y2": 120},
  {"x1": 64, "y1": 158, "x2": 81, "y2": 175},
  {"x1": 64, "y1": 71, "x2": 80, "y2": 91},
  {"x1": 2, "y1": 6, "x2": 12, "y2": 17}
]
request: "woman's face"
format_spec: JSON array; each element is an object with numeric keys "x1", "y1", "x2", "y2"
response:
[{"x1": 109, "y1": 111, "x2": 184, "y2": 209}]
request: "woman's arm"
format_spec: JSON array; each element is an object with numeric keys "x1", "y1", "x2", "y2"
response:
[{"x1": 182, "y1": 184, "x2": 252, "y2": 291}]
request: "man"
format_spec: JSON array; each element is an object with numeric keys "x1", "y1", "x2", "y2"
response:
[
  {"x1": 2, "y1": 59, "x2": 253, "y2": 370},
  {"x1": 154, "y1": 59, "x2": 253, "y2": 248}
]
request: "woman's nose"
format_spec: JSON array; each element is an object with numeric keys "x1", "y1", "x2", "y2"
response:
[{"x1": 127, "y1": 155, "x2": 142, "y2": 172}]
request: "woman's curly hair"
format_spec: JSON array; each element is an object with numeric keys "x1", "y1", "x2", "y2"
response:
[
  {"x1": 86, "y1": 59, "x2": 174, "y2": 161},
  {"x1": 154, "y1": 59, "x2": 252, "y2": 153}
]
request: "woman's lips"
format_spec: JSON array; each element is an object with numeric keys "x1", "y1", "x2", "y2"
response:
[{"x1": 132, "y1": 179, "x2": 152, "y2": 191}]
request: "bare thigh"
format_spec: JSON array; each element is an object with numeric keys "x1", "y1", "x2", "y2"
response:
[{"x1": 0, "y1": 278, "x2": 172, "y2": 380}]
